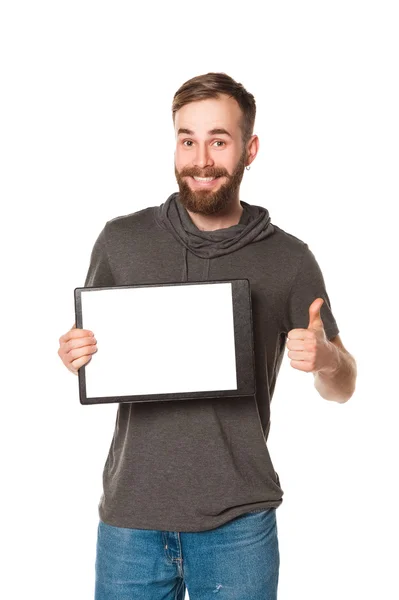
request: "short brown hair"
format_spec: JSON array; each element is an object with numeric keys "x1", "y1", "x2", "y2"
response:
[{"x1": 172, "y1": 72, "x2": 256, "y2": 148}]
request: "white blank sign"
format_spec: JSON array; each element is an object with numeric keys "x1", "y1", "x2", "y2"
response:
[{"x1": 80, "y1": 282, "x2": 238, "y2": 399}]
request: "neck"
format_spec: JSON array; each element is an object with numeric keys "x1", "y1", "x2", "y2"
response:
[{"x1": 186, "y1": 200, "x2": 244, "y2": 232}]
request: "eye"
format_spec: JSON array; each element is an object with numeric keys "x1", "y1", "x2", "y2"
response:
[
  {"x1": 182, "y1": 140, "x2": 193, "y2": 147},
  {"x1": 213, "y1": 141, "x2": 225, "y2": 147}
]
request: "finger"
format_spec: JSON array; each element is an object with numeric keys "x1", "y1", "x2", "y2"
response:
[
  {"x1": 308, "y1": 298, "x2": 324, "y2": 330},
  {"x1": 69, "y1": 354, "x2": 93, "y2": 374},
  {"x1": 286, "y1": 339, "x2": 304, "y2": 350},
  {"x1": 68, "y1": 343, "x2": 98, "y2": 361},
  {"x1": 286, "y1": 339, "x2": 317, "y2": 351},
  {"x1": 290, "y1": 360, "x2": 313, "y2": 372},
  {"x1": 287, "y1": 350, "x2": 314, "y2": 361},
  {"x1": 287, "y1": 328, "x2": 314, "y2": 340},
  {"x1": 65, "y1": 336, "x2": 97, "y2": 354},
  {"x1": 60, "y1": 328, "x2": 94, "y2": 344}
]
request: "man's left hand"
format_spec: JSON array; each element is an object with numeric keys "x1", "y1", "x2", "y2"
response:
[{"x1": 286, "y1": 298, "x2": 339, "y2": 374}]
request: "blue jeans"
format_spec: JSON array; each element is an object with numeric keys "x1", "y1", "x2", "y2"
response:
[{"x1": 95, "y1": 508, "x2": 280, "y2": 599}]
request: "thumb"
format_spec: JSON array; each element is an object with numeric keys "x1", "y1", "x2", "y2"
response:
[{"x1": 308, "y1": 298, "x2": 324, "y2": 330}]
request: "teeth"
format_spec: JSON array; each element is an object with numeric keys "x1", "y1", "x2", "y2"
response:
[{"x1": 193, "y1": 176, "x2": 216, "y2": 182}]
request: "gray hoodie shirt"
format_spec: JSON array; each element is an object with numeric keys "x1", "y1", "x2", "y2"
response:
[{"x1": 83, "y1": 192, "x2": 339, "y2": 532}]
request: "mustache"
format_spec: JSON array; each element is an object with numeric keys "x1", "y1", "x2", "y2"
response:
[{"x1": 178, "y1": 168, "x2": 229, "y2": 178}]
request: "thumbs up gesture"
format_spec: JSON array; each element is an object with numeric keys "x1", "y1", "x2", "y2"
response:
[{"x1": 286, "y1": 298, "x2": 338, "y2": 374}]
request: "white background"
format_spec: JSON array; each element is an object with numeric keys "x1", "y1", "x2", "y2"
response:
[{"x1": 1, "y1": 1, "x2": 398, "y2": 598}]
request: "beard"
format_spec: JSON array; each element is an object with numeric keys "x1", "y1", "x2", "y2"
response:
[{"x1": 174, "y1": 151, "x2": 247, "y2": 216}]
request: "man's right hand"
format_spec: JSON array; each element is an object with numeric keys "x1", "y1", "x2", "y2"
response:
[{"x1": 58, "y1": 323, "x2": 98, "y2": 375}]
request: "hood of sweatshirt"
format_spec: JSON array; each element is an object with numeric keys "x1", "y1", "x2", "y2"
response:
[{"x1": 155, "y1": 191, "x2": 275, "y2": 282}]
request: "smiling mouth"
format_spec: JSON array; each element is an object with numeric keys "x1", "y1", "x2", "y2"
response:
[{"x1": 188, "y1": 175, "x2": 223, "y2": 187}]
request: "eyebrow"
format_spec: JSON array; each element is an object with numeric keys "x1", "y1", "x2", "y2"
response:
[{"x1": 177, "y1": 127, "x2": 232, "y2": 138}]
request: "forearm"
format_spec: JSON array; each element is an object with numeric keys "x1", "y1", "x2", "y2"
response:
[{"x1": 313, "y1": 344, "x2": 357, "y2": 403}]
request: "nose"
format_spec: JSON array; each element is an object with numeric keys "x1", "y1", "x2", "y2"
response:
[{"x1": 193, "y1": 143, "x2": 214, "y2": 170}]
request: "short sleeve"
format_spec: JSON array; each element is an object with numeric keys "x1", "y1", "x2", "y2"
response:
[
  {"x1": 84, "y1": 224, "x2": 115, "y2": 288},
  {"x1": 283, "y1": 244, "x2": 339, "y2": 340}
]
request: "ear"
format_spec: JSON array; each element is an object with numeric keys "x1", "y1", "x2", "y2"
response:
[{"x1": 246, "y1": 134, "x2": 259, "y2": 167}]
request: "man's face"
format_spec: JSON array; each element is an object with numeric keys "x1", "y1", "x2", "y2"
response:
[{"x1": 174, "y1": 94, "x2": 247, "y2": 215}]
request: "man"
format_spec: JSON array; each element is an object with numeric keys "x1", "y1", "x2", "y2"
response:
[{"x1": 58, "y1": 72, "x2": 357, "y2": 600}]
